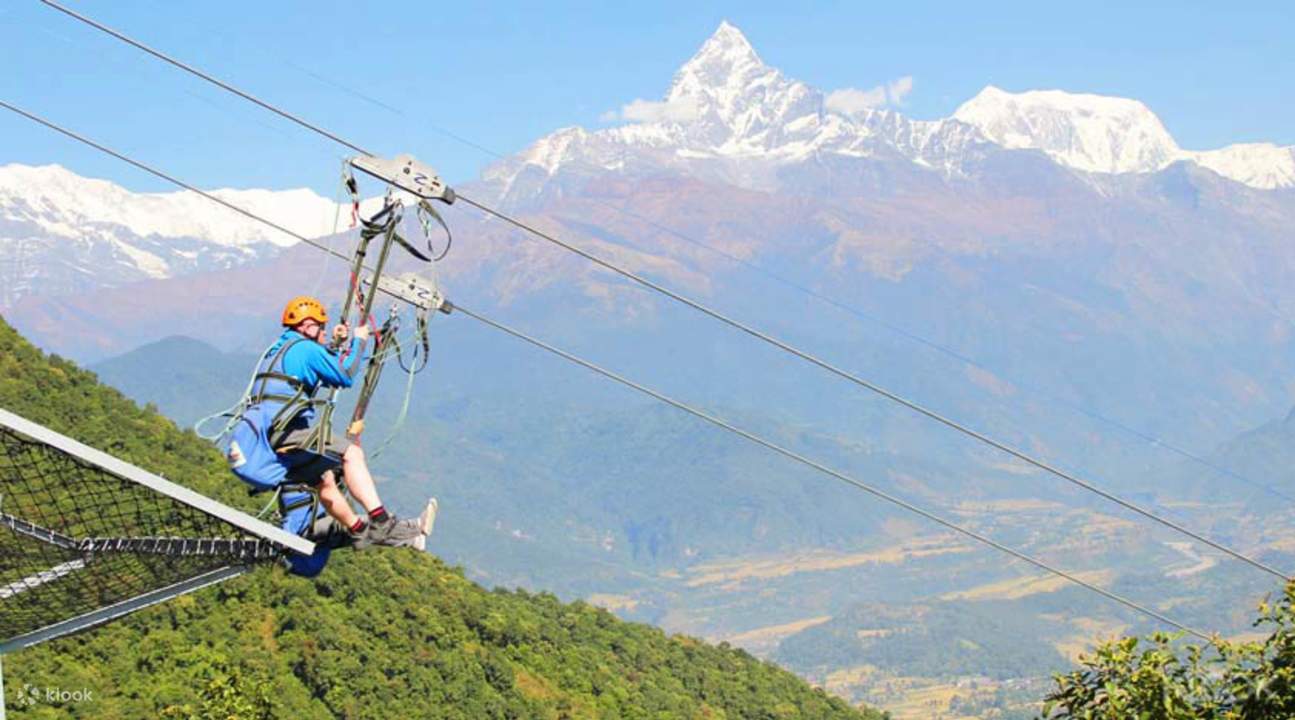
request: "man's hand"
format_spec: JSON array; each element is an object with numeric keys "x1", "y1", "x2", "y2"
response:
[{"x1": 332, "y1": 322, "x2": 370, "y2": 345}]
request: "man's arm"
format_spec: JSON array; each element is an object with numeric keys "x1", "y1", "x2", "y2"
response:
[{"x1": 296, "y1": 336, "x2": 365, "y2": 389}]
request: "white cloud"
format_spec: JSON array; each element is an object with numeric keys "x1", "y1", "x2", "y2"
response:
[
  {"x1": 825, "y1": 76, "x2": 915, "y2": 116},
  {"x1": 825, "y1": 87, "x2": 888, "y2": 115},
  {"x1": 887, "y1": 76, "x2": 914, "y2": 106},
  {"x1": 601, "y1": 96, "x2": 701, "y2": 124}
]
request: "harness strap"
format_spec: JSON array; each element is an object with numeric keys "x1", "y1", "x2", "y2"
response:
[
  {"x1": 417, "y1": 199, "x2": 453, "y2": 262},
  {"x1": 393, "y1": 227, "x2": 433, "y2": 263},
  {"x1": 252, "y1": 371, "x2": 306, "y2": 387},
  {"x1": 266, "y1": 400, "x2": 333, "y2": 449},
  {"x1": 249, "y1": 339, "x2": 312, "y2": 404},
  {"x1": 255, "y1": 393, "x2": 303, "y2": 405},
  {"x1": 277, "y1": 486, "x2": 317, "y2": 514}
]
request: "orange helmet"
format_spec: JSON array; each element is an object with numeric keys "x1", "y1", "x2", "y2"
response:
[{"x1": 281, "y1": 296, "x2": 328, "y2": 327}]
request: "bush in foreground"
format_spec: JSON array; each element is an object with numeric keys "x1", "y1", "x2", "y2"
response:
[{"x1": 1044, "y1": 583, "x2": 1295, "y2": 719}]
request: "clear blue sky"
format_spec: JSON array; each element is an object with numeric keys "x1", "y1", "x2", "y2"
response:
[{"x1": 1, "y1": 0, "x2": 1291, "y2": 194}]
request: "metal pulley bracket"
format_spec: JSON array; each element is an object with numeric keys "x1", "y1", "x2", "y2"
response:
[
  {"x1": 363, "y1": 272, "x2": 451, "y2": 314},
  {"x1": 350, "y1": 154, "x2": 456, "y2": 204}
]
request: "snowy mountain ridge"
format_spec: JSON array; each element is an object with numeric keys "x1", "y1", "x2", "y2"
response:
[
  {"x1": 0, "y1": 162, "x2": 442, "y2": 308},
  {"x1": 0, "y1": 163, "x2": 342, "y2": 308},
  {"x1": 956, "y1": 86, "x2": 1295, "y2": 186},
  {"x1": 490, "y1": 22, "x2": 1294, "y2": 191},
  {"x1": 1189, "y1": 143, "x2": 1295, "y2": 190},
  {"x1": 951, "y1": 86, "x2": 1181, "y2": 175},
  {"x1": 0, "y1": 163, "x2": 338, "y2": 250}
]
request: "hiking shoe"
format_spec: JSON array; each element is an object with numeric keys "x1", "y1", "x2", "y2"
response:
[{"x1": 358, "y1": 514, "x2": 425, "y2": 549}]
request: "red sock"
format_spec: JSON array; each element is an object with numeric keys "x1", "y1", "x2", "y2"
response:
[
  {"x1": 369, "y1": 506, "x2": 389, "y2": 523},
  {"x1": 349, "y1": 518, "x2": 367, "y2": 534}
]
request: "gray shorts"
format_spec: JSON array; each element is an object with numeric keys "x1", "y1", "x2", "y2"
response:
[
  {"x1": 274, "y1": 426, "x2": 352, "y2": 457},
  {"x1": 273, "y1": 426, "x2": 350, "y2": 486}
]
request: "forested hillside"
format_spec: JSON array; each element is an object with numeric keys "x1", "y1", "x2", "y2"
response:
[{"x1": 0, "y1": 316, "x2": 882, "y2": 719}]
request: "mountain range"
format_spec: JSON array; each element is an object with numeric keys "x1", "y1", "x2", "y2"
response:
[
  {"x1": 5, "y1": 24, "x2": 1292, "y2": 316},
  {"x1": 482, "y1": 21, "x2": 1294, "y2": 204}
]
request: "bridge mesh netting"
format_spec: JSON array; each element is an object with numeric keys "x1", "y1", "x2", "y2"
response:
[{"x1": 0, "y1": 415, "x2": 301, "y2": 648}]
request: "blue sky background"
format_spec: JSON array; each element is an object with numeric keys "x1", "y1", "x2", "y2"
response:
[{"x1": 1, "y1": 0, "x2": 1291, "y2": 194}]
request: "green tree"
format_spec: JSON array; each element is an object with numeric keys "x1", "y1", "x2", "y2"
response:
[
  {"x1": 1043, "y1": 583, "x2": 1295, "y2": 719},
  {"x1": 160, "y1": 648, "x2": 277, "y2": 720}
]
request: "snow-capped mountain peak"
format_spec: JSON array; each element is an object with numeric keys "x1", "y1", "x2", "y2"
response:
[
  {"x1": 673, "y1": 21, "x2": 762, "y2": 83},
  {"x1": 666, "y1": 21, "x2": 770, "y2": 112},
  {"x1": 485, "y1": 22, "x2": 982, "y2": 197},
  {"x1": 659, "y1": 22, "x2": 825, "y2": 156},
  {"x1": 952, "y1": 85, "x2": 1180, "y2": 174}
]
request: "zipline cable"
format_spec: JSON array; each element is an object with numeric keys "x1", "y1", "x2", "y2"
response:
[
  {"x1": 37, "y1": 0, "x2": 374, "y2": 158},
  {"x1": 29, "y1": 4, "x2": 1293, "y2": 582},
  {"x1": 0, "y1": 97, "x2": 1214, "y2": 640}
]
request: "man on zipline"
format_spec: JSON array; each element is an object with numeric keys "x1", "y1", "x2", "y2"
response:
[{"x1": 227, "y1": 295, "x2": 435, "y2": 576}]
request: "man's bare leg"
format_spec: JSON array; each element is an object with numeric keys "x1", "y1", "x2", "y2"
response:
[
  {"x1": 339, "y1": 444, "x2": 383, "y2": 513},
  {"x1": 318, "y1": 471, "x2": 360, "y2": 528},
  {"x1": 330, "y1": 444, "x2": 432, "y2": 549}
]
